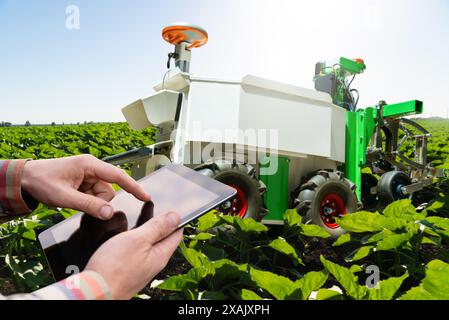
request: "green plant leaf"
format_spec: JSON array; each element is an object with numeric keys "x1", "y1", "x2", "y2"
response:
[
  {"x1": 294, "y1": 270, "x2": 328, "y2": 300},
  {"x1": 362, "y1": 229, "x2": 395, "y2": 244},
  {"x1": 426, "y1": 196, "x2": 449, "y2": 215},
  {"x1": 422, "y1": 236, "x2": 441, "y2": 245},
  {"x1": 180, "y1": 245, "x2": 210, "y2": 268},
  {"x1": 155, "y1": 275, "x2": 197, "y2": 292},
  {"x1": 240, "y1": 289, "x2": 263, "y2": 300},
  {"x1": 368, "y1": 272, "x2": 408, "y2": 300},
  {"x1": 268, "y1": 237, "x2": 303, "y2": 266},
  {"x1": 220, "y1": 215, "x2": 235, "y2": 225},
  {"x1": 201, "y1": 245, "x2": 226, "y2": 260},
  {"x1": 197, "y1": 211, "x2": 223, "y2": 231},
  {"x1": 22, "y1": 229, "x2": 36, "y2": 241},
  {"x1": 375, "y1": 232, "x2": 414, "y2": 251},
  {"x1": 4, "y1": 255, "x2": 50, "y2": 290},
  {"x1": 345, "y1": 246, "x2": 373, "y2": 262},
  {"x1": 333, "y1": 233, "x2": 352, "y2": 246},
  {"x1": 189, "y1": 232, "x2": 214, "y2": 241},
  {"x1": 186, "y1": 267, "x2": 210, "y2": 282},
  {"x1": 234, "y1": 218, "x2": 268, "y2": 233},
  {"x1": 349, "y1": 265, "x2": 364, "y2": 274},
  {"x1": 315, "y1": 288, "x2": 343, "y2": 300},
  {"x1": 200, "y1": 291, "x2": 228, "y2": 300},
  {"x1": 22, "y1": 219, "x2": 43, "y2": 230},
  {"x1": 425, "y1": 216, "x2": 449, "y2": 230},
  {"x1": 184, "y1": 289, "x2": 197, "y2": 300},
  {"x1": 210, "y1": 259, "x2": 249, "y2": 286},
  {"x1": 320, "y1": 256, "x2": 367, "y2": 300},
  {"x1": 382, "y1": 199, "x2": 416, "y2": 221},
  {"x1": 437, "y1": 159, "x2": 449, "y2": 169},
  {"x1": 362, "y1": 167, "x2": 373, "y2": 174},
  {"x1": 249, "y1": 268, "x2": 298, "y2": 300},
  {"x1": 284, "y1": 209, "x2": 302, "y2": 227},
  {"x1": 376, "y1": 216, "x2": 410, "y2": 231},
  {"x1": 424, "y1": 217, "x2": 449, "y2": 239},
  {"x1": 299, "y1": 224, "x2": 330, "y2": 238},
  {"x1": 336, "y1": 211, "x2": 385, "y2": 233},
  {"x1": 337, "y1": 211, "x2": 408, "y2": 233},
  {"x1": 400, "y1": 260, "x2": 449, "y2": 300}
]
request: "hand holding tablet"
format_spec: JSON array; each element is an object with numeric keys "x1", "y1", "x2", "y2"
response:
[
  {"x1": 85, "y1": 211, "x2": 183, "y2": 300},
  {"x1": 38, "y1": 164, "x2": 236, "y2": 281}
]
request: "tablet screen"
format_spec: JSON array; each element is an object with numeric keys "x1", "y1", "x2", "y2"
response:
[{"x1": 39, "y1": 164, "x2": 235, "y2": 281}]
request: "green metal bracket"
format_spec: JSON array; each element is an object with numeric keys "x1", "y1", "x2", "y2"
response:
[
  {"x1": 339, "y1": 57, "x2": 366, "y2": 75},
  {"x1": 344, "y1": 107, "x2": 376, "y2": 200},
  {"x1": 344, "y1": 100, "x2": 423, "y2": 199},
  {"x1": 259, "y1": 156, "x2": 290, "y2": 224},
  {"x1": 381, "y1": 100, "x2": 423, "y2": 118}
]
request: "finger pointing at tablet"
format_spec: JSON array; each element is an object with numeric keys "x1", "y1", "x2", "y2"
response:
[{"x1": 21, "y1": 155, "x2": 151, "y2": 220}]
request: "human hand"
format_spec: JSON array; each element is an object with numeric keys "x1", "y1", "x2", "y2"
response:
[
  {"x1": 21, "y1": 155, "x2": 150, "y2": 219},
  {"x1": 85, "y1": 211, "x2": 183, "y2": 300}
]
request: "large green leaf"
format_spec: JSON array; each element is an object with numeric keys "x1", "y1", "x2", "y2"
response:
[
  {"x1": 421, "y1": 217, "x2": 449, "y2": 239},
  {"x1": 234, "y1": 218, "x2": 268, "y2": 233},
  {"x1": 220, "y1": 215, "x2": 235, "y2": 225},
  {"x1": 299, "y1": 224, "x2": 330, "y2": 238},
  {"x1": 320, "y1": 256, "x2": 367, "y2": 300},
  {"x1": 249, "y1": 268, "x2": 299, "y2": 300},
  {"x1": 180, "y1": 245, "x2": 211, "y2": 268},
  {"x1": 400, "y1": 260, "x2": 449, "y2": 300},
  {"x1": 333, "y1": 233, "x2": 352, "y2": 246},
  {"x1": 197, "y1": 212, "x2": 223, "y2": 231},
  {"x1": 376, "y1": 216, "x2": 410, "y2": 231},
  {"x1": 382, "y1": 199, "x2": 417, "y2": 221},
  {"x1": 188, "y1": 232, "x2": 214, "y2": 241},
  {"x1": 201, "y1": 245, "x2": 226, "y2": 260},
  {"x1": 336, "y1": 211, "x2": 385, "y2": 233},
  {"x1": 294, "y1": 270, "x2": 328, "y2": 300},
  {"x1": 21, "y1": 229, "x2": 36, "y2": 241},
  {"x1": 345, "y1": 246, "x2": 373, "y2": 262},
  {"x1": 375, "y1": 232, "x2": 414, "y2": 251},
  {"x1": 426, "y1": 196, "x2": 449, "y2": 215},
  {"x1": 337, "y1": 211, "x2": 408, "y2": 233},
  {"x1": 268, "y1": 237, "x2": 303, "y2": 266},
  {"x1": 284, "y1": 209, "x2": 302, "y2": 227},
  {"x1": 240, "y1": 289, "x2": 263, "y2": 300},
  {"x1": 362, "y1": 229, "x2": 395, "y2": 244},
  {"x1": 349, "y1": 265, "x2": 364, "y2": 274},
  {"x1": 315, "y1": 288, "x2": 343, "y2": 300},
  {"x1": 186, "y1": 267, "x2": 210, "y2": 282},
  {"x1": 209, "y1": 259, "x2": 249, "y2": 285},
  {"x1": 368, "y1": 272, "x2": 408, "y2": 300},
  {"x1": 155, "y1": 275, "x2": 197, "y2": 292},
  {"x1": 425, "y1": 216, "x2": 449, "y2": 230}
]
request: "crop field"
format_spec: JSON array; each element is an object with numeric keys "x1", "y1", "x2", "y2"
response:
[{"x1": 1, "y1": 120, "x2": 449, "y2": 300}]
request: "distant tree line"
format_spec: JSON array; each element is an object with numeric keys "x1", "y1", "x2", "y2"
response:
[{"x1": 0, "y1": 121, "x2": 100, "y2": 127}]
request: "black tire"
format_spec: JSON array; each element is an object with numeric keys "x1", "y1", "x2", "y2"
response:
[
  {"x1": 377, "y1": 171, "x2": 411, "y2": 206},
  {"x1": 195, "y1": 159, "x2": 268, "y2": 221},
  {"x1": 294, "y1": 170, "x2": 359, "y2": 237},
  {"x1": 361, "y1": 173, "x2": 379, "y2": 210}
]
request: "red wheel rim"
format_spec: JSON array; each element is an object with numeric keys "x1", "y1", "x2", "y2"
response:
[
  {"x1": 319, "y1": 193, "x2": 346, "y2": 229},
  {"x1": 225, "y1": 185, "x2": 248, "y2": 218}
]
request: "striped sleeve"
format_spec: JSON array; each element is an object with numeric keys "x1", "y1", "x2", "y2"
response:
[
  {"x1": 0, "y1": 159, "x2": 35, "y2": 216},
  {"x1": 1, "y1": 271, "x2": 113, "y2": 300}
]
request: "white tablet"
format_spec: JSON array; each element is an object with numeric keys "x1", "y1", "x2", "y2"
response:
[{"x1": 38, "y1": 163, "x2": 236, "y2": 281}]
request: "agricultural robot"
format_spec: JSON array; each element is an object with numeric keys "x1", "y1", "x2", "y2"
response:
[{"x1": 104, "y1": 23, "x2": 436, "y2": 236}]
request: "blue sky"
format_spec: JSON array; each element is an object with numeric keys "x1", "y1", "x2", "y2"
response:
[{"x1": 0, "y1": 0, "x2": 448, "y2": 123}]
